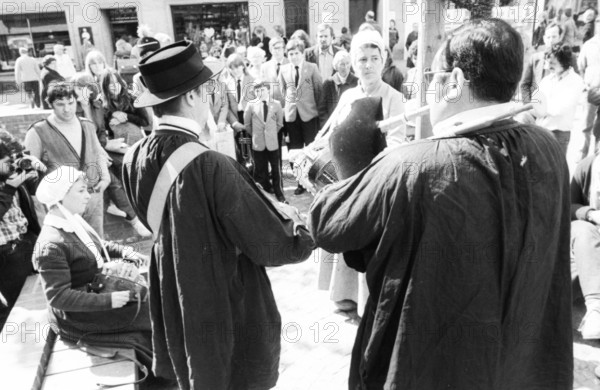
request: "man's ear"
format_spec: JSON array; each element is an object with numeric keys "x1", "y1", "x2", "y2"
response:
[
  {"x1": 183, "y1": 90, "x2": 196, "y2": 107},
  {"x1": 450, "y1": 67, "x2": 468, "y2": 90}
]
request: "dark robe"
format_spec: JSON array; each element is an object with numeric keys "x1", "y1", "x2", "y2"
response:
[
  {"x1": 309, "y1": 120, "x2": 573, "y2": 389},
  {"x1": 122, "y1": 125, "x2": 314, "y2": 389}
]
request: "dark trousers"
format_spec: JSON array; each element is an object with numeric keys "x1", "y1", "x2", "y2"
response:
[
  {"x1": 0, "y1": 230, "x2": 36, "y2": 328},
  {"x1": 22, "y1": 81, "x2": 40, "y2": 108},
  {"x1": 254, "y1": 149, "x2": 284, "y2": 198},
  {"x1": 287, "y1": 116, "x2": 319, "y2": 150}
]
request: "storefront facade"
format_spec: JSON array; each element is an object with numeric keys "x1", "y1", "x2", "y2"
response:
[{"x1": 1, "y1": 0, "x2": 405, "y2": 73}]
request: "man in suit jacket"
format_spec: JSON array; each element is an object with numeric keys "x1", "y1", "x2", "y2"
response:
[
  {"x1": 261, "y1": 37, "x2": 288, "y2": 107},
  {"x1": 304, "y1": 24, "x2": 343, "y2": 79},
  {"x1": 244, "y1": 82, "x2": 286, "y2": 203},
  {"x1": 224, "y1": 54, "x2": 256, "y2": 165},
  {"x1": 319, "y1": 51, "x2": 358, "y2": 125},
  {"x1": 521, "y1": 22, "x2": 578, "y2": 103},
  {"x1": 261, "y1": 36, "x2": 289, "y2": 167},
  {"x1": 279, "y1": 38, "x2": 323, "y2": 194}
]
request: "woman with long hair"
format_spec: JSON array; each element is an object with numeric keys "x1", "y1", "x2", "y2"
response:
[
  {"x1": 99, "y1": 68, "x2": 149, "y2": 144},
  {"x1": 85, "y1": 50, "x2": 108, "y2": 83},
  {"x1": 97, "y1": 69, "x2": 151, "y2": 237}
]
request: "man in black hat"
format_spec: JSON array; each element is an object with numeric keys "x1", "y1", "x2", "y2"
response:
[{"x1": 122, "y1": 41, "x2": 314, "y2": 390}]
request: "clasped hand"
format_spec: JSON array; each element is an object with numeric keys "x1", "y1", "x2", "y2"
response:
[{"x1": 104, "y1": 261, "x2": 140, "y2": 309}]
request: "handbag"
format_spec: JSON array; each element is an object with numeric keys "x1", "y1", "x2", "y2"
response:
[{"x1": 88, "y1": 271, "x2": 148, "y2": 303}]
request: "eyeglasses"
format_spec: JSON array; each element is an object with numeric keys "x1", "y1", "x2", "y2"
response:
[{"x1": 423, "y1": 69, "x2": 451, "y2": 85}]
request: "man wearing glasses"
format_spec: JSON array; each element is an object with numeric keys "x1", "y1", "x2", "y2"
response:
[{"x1": 310, "y1": 19, "x2": 572, "y2": 389}]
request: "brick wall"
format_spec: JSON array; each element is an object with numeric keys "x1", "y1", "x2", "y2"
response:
[{"x1": 0, "y1": 109, "x2": 51, "y2": 142}]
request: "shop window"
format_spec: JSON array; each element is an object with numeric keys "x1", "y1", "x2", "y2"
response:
[
  {"x1": 108, "y1": 7, "x2": 139, "y2": 48},
  {"x1": 171, "y1": 3, "x2": 250, "y2": 52},
  {"x1": 0, "y1": 12, "x2": 69, "y2": 69}
]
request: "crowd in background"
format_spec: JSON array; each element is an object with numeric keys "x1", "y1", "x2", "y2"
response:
[{"x1": 5, "y1": 6, "x2": 600, "y2": 380}]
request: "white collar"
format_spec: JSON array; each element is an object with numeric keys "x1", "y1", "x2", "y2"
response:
[
  {"x1": 336, "y1": 73, "x2": 349, "y2": 85},
  {"x1": 43, "y1": 213, "x2": 74, "y2": 232},
  {"x1": 432, "y1": 102, "x2": 518, "y2": 137},
  {"x1": 157, "y1": 115, "x2": 203, "y2": 137}
]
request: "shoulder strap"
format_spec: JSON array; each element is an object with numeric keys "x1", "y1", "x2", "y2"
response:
[{"x1": 147, "y1": 142, "x2": 208, "y2": 241}]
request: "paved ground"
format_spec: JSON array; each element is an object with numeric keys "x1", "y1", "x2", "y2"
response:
[
  {"x1": 103, "y1": 163, "x2": 600, "y2": 390},
  {"x1": 4, "y1": 93, "x2": 599, "y2": 388}
]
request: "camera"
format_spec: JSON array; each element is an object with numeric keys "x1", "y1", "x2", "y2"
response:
[{"x1": 11, "y1": 151, "x2": 35, "y2": 174}]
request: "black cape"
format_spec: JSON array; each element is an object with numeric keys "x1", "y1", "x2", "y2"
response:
[
  {"x1": 310, "y1": 120, "x2": 573, "y2": 389},
  {"x1": 123, "y1": 128, "x2": 314, "y2": 389}
]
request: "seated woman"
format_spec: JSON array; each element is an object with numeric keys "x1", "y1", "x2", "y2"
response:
[{"x1": 33, "y1": 165, "x2": 152, "y2": 367}]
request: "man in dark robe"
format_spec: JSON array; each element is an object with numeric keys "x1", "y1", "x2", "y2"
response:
[
  {"x1": 309, "y1": 19, "x2": 573, "y2": 389},
  {"x1": 122, "y1": 41, "x2": 314, "y2": 389}
]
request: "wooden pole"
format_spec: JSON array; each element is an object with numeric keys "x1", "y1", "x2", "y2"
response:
[{"x1": 415, "y1": 0, "x2": 445, "y2": 140}]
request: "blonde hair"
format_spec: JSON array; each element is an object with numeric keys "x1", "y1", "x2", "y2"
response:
[{"x1": 84, "y1": 50, "x2": 107, "y2": 78}]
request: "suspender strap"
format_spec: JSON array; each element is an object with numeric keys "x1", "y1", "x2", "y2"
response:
[{"x1": 147, "y1": 142, "x2": 208, "y2": 241}]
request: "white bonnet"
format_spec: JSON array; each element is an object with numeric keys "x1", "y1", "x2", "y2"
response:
[
  {"x1": 350, "y1": 30, "x2": 385, "y2": 59},
  {"x1": 36, "y1": 166, "x2": 86, "y2": 207}
]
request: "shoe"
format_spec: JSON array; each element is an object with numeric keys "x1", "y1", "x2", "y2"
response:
[
  {"x1": 294, "y1": 185, "x2": 306, "y2": 195},
  {"x1": 276, "y1": 195, "x2": 288, "y2": 204},
  {"x1": 129, "y1": 217, "x2": 152, "y2": 238},
  {"x1": 107, "y1": 203, "x2": 127, "y2": 218},
  {"x1": 579, "y1": 308, "x2": 600, "y2": 339}
]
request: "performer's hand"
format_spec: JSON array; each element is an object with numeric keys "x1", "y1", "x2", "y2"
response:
[
  {"x1": 111, "y1": 291, "x2": 130, "y2": 308},
  {"x1": 109, "y1": 118, "x2": 120, "y2": 128},
  {"x1": 217, "y1": 122, "x2": 227, "y2": 132},
  {"x1": 93, "y1": 178, "x2": 110, "y2": 193}
]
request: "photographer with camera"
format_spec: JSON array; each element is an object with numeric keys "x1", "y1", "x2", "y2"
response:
[{"x1": 0, "y1": 129, "x2": 46, "y2": 328}]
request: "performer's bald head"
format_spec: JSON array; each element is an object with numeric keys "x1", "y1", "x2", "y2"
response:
[{"x1": 434, "y1": 18, "x2": 523, "y2": 103}]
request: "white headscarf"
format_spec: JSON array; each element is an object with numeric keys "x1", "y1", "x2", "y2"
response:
[{"x1": 36, "y1": 166, "x2": 110, "y2": 268}]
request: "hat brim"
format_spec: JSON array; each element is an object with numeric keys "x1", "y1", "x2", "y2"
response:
[{"x1": 134, "y1": 61, "x2": 225, "y2": 108}]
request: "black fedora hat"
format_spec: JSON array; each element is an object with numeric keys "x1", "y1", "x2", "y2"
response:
[{"x1": 135, "y1": 40, "x2": 223, "y2": 108}]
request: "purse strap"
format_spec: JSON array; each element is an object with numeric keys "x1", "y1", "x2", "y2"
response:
[{"x1": 147, "y1": 142, "x2": 208, "y2": 241}]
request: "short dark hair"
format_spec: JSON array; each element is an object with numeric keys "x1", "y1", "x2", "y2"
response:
[
  {"x1": 152, "y1": 84, "x2": 202, "y2": 118},
  {"x1": 546, "y1": 44, "x2": 572, "y2": 70},
  {"x1": 47, "y1": 82, "x2": 77, "y2": 105},
  {"x1": 286, "y1": 38, "x2": 305, "y2": 53},
  {"x1": 438, "y1": 18, "x2": 523, "y2": 103},
  {"x1": 0, "y1": 129, "x2": 23, "y2": 159}
]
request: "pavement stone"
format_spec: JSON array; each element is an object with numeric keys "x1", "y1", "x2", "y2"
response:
[{"x1": 96, "y1": 148, "x2": 600, "y2": 390}]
